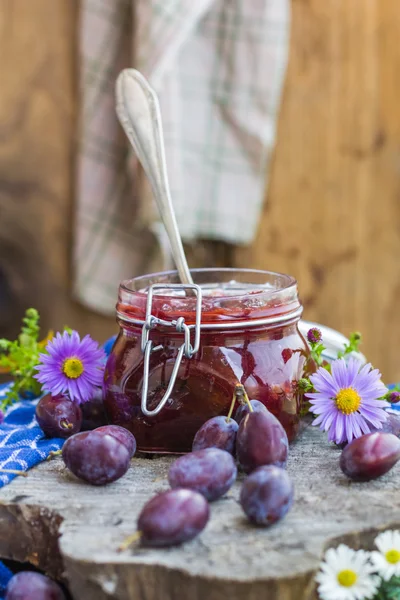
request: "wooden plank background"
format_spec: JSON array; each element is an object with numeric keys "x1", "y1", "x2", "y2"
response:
[
  {"x1": 1, "y1": 0, "x2": 399, "y2": 381},
  {"x1": 236, "y1": 0, "x2": 400, "y2": 381},
  {"x1": 0, "y1": 0, "x2": 114, "y2": 345}
]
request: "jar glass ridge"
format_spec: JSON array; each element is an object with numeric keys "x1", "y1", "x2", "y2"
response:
[{"x1": 104, "y1": 268, "x2": 309, "y2": 453}]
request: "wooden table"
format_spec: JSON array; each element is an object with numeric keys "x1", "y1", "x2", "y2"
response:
[{"x1": 0, "y1": 425, "x2": 398, "y2": 600}]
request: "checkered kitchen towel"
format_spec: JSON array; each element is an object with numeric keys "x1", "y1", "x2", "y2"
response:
[
  {"x1": 75, "y1": 0, "x2": 291, "y2": 315},
  {"x1": 0, "y1": 383, "x2": 63, "y2": 488}
]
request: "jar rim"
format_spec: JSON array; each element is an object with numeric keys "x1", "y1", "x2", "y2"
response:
[
  {"x1": 120, "y1": 267, "x2": 297, "y2": 298},
  {"x1": 117, "y1": 268, "x2": 301, "y2": 327}
]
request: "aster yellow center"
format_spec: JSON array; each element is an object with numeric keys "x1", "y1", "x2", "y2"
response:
[
  {"x1": 62, "y1": 358, "x2": 84, "y2": 379},
  {"x1": 385, "y1": 549, "x2": 400, "y2": 564},
  {"x1": 335, "y1": 387, "x2": 361, "y2": 415},
  {"x1": 337, "y1": 569, "x2": 357, "y2": 587}
]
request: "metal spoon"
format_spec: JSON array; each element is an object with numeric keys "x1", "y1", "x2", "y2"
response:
[
  {"x1": 115, "y1": 70, "x2": 365, "y2": 365},
  {"x1": 116, "y1": 69, "x2": 193, "y2": 285}
]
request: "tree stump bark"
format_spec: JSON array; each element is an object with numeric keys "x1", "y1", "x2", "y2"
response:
[{"x1": 0, "y1": 426, "x2": 398, "y2": 599}]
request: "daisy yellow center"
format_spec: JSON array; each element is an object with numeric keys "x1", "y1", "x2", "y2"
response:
[
  {"x1": 335, "y1": 387, "x2": 361, "y2": 415},
  {"x1": 385, "y1": 549, "x2": 400, "y2": 564},
  {"x1": 337, "y1": 569, "x2": 358, "y2": 587},
  {"x1": 62, "y1": 358, "x2": 84, "y2": 379}
]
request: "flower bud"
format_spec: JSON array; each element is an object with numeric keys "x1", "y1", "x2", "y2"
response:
[{"x1": 307, "y1": 328, "x2": 322, "y2": 344}]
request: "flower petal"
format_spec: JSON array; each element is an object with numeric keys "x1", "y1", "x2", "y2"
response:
[{"x1": 331, "y1": 359, "x2": 351, "y2": 389}]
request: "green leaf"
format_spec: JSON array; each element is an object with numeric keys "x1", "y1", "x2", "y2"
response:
[
  {"x1": 0, "y1": 308, "x2": 45, "y2": 410},
  {"x1": 338, "y1": 331, "x2": 362, "y2": 359},
  {"x1": 309, "y1": 341, "x2": 326, "y2": 367},
  {"x1": 298, "y1": 378, "x2": 313, "y2": 392},
  {"x1": 373, "y1": 576, "x2": 400, "y2": 600},
  {"x1": 386, "y1": 576, "x2": 400, "y2": 599},
  {"x1": 0, "y1": 339, "x2": 11, "y2": 351},
  {"x1": 386, "y1": 588, "x2": 400, "y2": 600}
]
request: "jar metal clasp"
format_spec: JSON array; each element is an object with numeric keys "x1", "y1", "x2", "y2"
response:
[{"x1": 140, "y1": 283, "x2": 202, "y2": 417}]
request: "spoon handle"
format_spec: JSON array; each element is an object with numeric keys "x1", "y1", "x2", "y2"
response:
[{"x1": 116, "y1": 69, "x2": 193, "y2": 285}]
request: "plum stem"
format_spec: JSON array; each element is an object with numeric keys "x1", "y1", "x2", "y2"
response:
[
  {"x1": 46, "y1": 450, "x2": 63, "y2": 461},
  {"x1": 242, "y1": 389, "x2": 254, "y2": 413},
  {"x1": 234, "y1": 384, "x2": 254, "y2": 412},
  {"x1": 0, "y1": 468, "x2": 28, "y2": 477},
  {"x1": 226, "y1": 391, "x2": 237, "y2": 422},
  {"x1": 117, "y1": 530, "x2": 142, "y2": 552}
]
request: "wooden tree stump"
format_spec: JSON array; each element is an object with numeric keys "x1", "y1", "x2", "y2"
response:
[{"x1": 0, "y1": 426, "x2": 398, "y2": 599}]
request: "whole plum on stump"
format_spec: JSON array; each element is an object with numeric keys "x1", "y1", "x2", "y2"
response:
[
  {"x1": 169, "y1": 448, "x2": 237, "y2": 501},
  {"x1": 36, "y1": 394, "x2": 82, "y2": 439},
  {"x1": 236, "y1": 410, "x2": 289, "y2": 473},
  {"x1": 340, "y1": 432, "x2": 400, "y2": 481},
  {"x1": 240, "y1": 465, "x2": 294, "y2": 526},
  {"x1": 137, "y1": 488, "x2": 210, "y2": 547},
  {"x1": 62, "y1": 429, "x2": 131, "y2": 485},
  {"x1": 192, "y1": 416, "x2": 238, "y2": 454}
]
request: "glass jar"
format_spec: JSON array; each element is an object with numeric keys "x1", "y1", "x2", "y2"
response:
[{"x1": 103, "y1": 268, "x2": 309, "y2": 453}]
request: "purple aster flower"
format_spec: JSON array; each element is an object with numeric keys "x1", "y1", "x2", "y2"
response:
[
  {"x1": 307, "y1": 327, "x2": 322, "y2": 344},
  {"x1": 307, "y1": 357, "x2": 389, "y2": 445},
  {"x1": 34, "y1": 331, "x2": 106, "y2": 404}
]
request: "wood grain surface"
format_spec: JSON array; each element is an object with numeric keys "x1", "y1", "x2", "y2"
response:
[
  {"x1": 0, "y1": 0, "x2": 116, "y2": 342},
  {"x1": 1, "y1": 1, "x2": 400, "y2": 380}
]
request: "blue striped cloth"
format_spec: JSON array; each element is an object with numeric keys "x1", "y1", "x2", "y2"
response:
[{"x1": 0, "y1": 383, "x2": 63, "y2": 488}]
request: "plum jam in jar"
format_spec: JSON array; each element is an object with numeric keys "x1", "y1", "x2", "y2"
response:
[{"x1": 104, "y1": 269, "x2": 309, "y2": 453}]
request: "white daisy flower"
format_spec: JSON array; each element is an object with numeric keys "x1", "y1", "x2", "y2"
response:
[
  {"x1": 316, "y1": 544, "x2": 380, "y2": 600},
  {"x1": 371, "y1": 530, "x2": 400, "y2": 581}
]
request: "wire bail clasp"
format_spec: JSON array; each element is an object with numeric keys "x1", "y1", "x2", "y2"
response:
[{"x1": 140, "y1": 283, "x2": 202, "y2": 417}]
